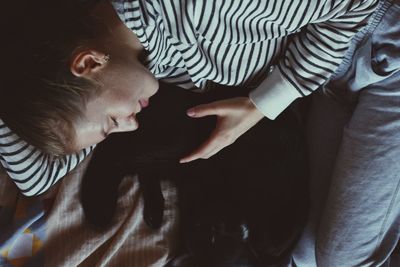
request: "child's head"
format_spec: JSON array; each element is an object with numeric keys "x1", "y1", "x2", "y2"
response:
[{"x1": 0, "y1": 0, "x2": 158, "y2": 156}]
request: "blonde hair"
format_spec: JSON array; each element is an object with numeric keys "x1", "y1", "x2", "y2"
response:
[{"x1": 0, "y1": 0, "x2": 103, "y2": 156}]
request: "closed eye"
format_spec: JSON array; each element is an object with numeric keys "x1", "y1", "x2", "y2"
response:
[
  {"x1": 111, "y1": 117, "x2": 119, "y2": 127},
  {"x1": 102, "y1": 117, "x2": 119, "y2": 138}
]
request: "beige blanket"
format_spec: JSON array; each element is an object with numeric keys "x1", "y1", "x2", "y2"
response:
[{"x1": 0, "y1": 157, "x2": 178, "y2": 267}]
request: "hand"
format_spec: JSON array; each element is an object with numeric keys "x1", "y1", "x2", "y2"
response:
[{"x1": 180, "y1": 97, "x2": 265, "y2": 163}]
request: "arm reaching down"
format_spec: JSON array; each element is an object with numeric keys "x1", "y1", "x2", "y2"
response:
[{"x1": 183, "y1": 0, "x2": 378, "y2": 163}]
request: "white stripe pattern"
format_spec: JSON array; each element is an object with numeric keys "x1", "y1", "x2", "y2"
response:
[{"x1": 113, "y1": 0, "x2": 377, "y2": 93}]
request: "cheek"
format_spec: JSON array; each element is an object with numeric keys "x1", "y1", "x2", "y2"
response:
[
  {"x1": 73, "y1": 109, "x2": 106, "y2": 150},
  {"x1": 131, "y1": 64, "x2": 158, "y2": 96},
  {"x1": 72, "y1": 127, "x2": 105, "y2": 151},
  {"x1": 71, "y1": 132, "x2": 105, "y2": 152}
]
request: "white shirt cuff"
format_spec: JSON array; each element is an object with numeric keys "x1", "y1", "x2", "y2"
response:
[{"x1": 249, "y1": 67, "x2": 300, "y2": 120}]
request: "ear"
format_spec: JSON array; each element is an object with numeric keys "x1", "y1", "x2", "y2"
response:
[{"x1": 70, "y1": 50, "x2": 109, "y2": 78}]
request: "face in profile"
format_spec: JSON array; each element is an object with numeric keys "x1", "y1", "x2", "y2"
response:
[{"x1": 72, "y1": 52, "x2": 159, "y2": 151}]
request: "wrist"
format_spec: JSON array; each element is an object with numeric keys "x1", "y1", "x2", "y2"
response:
[{"x1": 245, "y1": 97, "x2": 265, "y2": 122}]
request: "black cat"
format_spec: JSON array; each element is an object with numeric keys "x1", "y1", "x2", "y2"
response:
[{"x1": 80, "y1": 83, "x2": 309, "y2": 267}]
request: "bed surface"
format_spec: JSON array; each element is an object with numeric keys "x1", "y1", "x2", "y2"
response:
[{"x1": 0, "y1": 157, "x2": 178, "y2": 267}]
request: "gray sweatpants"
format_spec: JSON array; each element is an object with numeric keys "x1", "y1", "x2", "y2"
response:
[{"x1": 293, "y1": 1, "x2": 400, "y2": 266}]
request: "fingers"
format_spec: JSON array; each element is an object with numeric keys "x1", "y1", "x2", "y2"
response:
[
  {"x1": 181, "y1": 97, "x2": 264, "y2": 163},
  {"x1": 180, "y1": 127, "x2": 234, "y2": 163},
  {"x1": 179, "y1": 132, "x2": 218, "y2": 163},
  {"x1": 182, "y1": 101, "x2": 229, "y2": 163}
]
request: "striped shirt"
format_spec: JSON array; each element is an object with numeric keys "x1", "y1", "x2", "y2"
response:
[
  {"x1": 0, "y1": 120, "x2": 94, "y2": 196},
  {"x1": 0, "y1": 0, "x2": 377, "y2": 196}
]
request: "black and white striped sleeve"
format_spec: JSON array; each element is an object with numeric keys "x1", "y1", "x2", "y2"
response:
[
  {"x1": 0, "y1": 119, "x2": 94, "y2": 196},
  {"x1": 249, "y1": 0, "x2": 378, "y2": 119}
]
